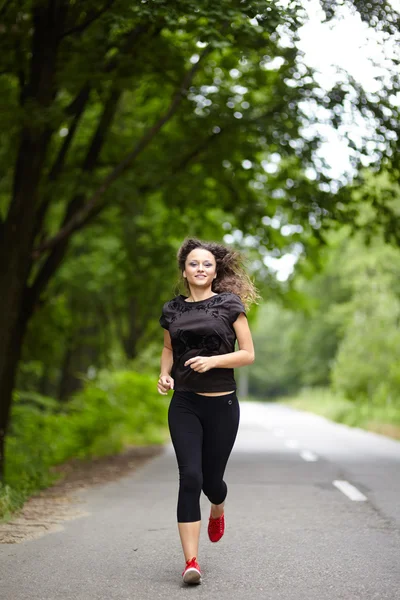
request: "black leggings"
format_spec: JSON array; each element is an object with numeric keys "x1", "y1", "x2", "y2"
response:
[{"x1": 168, "y1": 389, "x2": 240, "y2": 523}]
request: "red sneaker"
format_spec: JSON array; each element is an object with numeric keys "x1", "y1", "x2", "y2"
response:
[
  {"x1": 182, "y1": 557, "x2": 202, "y2": 584},
  {"x1": 208, "y1": 512, "x2": 225, "y2": 542}
]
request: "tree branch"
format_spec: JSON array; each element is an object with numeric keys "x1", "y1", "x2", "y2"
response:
[
  {"x1": 31, "y1": 23, "x2": 155, "y2": 250},
  {"x1": 50, "y1": 85, "x2": 91, "y2": 180},
  {"x1": 83, "y1": 87, "x2": 121, "y2": 171},
  {"x1": 61, "y1": 0, "x2": 116, "y2": 38},
  {"x1": 75, "y1": 126, "x2": 225, "y2": 227},
  {"x1": 0, "y1": 0, "x2": 12, "y2": 18},
  {"x1": 29, "y1": 236, "x2": 70, "y2": 311},
  {"x1": 32, "y1": 85, "x2": 91, "y2": 241},
  {"x1": 34, "y1": 125, "x2": 223, "y2": 239},
  {"x1": 33, "y1": 103, "x2": 277, "y2": 255},
  {"x1": 139, "y1": 128, "x2": 224, "y2": 195},
  {"x1": 30, "y1": 85, "x2": 122, "y2": 301},
  {"x1": 48, "y1": 22, "x2": 153, "y2": 176},
  {"x1": 32, "y1": 44, "x2": 213, "y2": 257}
]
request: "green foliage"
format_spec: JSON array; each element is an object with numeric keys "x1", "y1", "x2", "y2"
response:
[
  {"x1": 248, "y1": 266, "x2": 348, "y2": 397},
  {"x1": 1, "y1": 0, "x2": 399, "y2": 505},
  {"x1": 4, "y1": 0, "x2": 399, "y2": 411},
  {"x1": 67, "y1": 370, "x2": 168, "y2": 456},
  {"x1": 248, "y1": 302, "x2": 304, "y2": 397},
  {"x1": 330, "y1": 238, "x2": 400, "y2": 403},
  {"x1": 0, "y1": 483, "x2": 24, "y2": 524},
  {"x1": 280, "y1": 386, "x2": 355, "y2": 421},
  {"x1": 281, "y1": 387, "x2": 400, "y2": 440},
  {"x1": 249, "y1": 187, "x2": 400, "y2": 409},
  {"x1": 2, "y1": 370, "x2": 168, "y2": 520},
  {"x1": 330, "y1": 170, "x2": 400, "y2": 249}
]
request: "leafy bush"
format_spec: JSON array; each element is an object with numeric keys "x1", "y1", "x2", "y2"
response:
[
  {"x1": 2, "y1": 370, "x2": 168, "y2": 520},
  {"x1": 67, "y1": 370, "x2": 168, "y2": 457}
]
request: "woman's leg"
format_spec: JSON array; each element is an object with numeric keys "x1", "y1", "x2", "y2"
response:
[
  {"x1": 168, "y1": 392, "x2": 203, "y2": 561},
  {"x1": 201, "y1": 392, "x2": 240, "y2": 513}
]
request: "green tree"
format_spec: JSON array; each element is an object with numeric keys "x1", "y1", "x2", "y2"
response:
[
  {"x1": 0, "y1": 0, "x2": 313, "y2": 480},
  {"x1": 248, "y1": 301, "x2": 303, "y2": 397},
  {"x1": 0, "y1": 0, "x2": 399, "y2": 481},
  {"x1": 330, "y1": 236, "x2": 400, "y2": 404}
]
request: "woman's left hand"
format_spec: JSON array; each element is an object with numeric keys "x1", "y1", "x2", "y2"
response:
[{"x1": 184, "y1": 356, "x2": 217, "y2": 373}]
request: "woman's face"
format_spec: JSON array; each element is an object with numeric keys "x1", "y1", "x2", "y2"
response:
[{"x1": 183, "y1": 248, "x2": 217, "y2": 289}]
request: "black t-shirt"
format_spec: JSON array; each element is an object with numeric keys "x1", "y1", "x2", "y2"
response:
[{"x1": 159, "y1": 292, "x2": 247, "y2": 392}]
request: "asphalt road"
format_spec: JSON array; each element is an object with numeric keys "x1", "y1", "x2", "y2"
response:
[{"x1": 1, "y1": 401, "x2": 400, "y2": 600}]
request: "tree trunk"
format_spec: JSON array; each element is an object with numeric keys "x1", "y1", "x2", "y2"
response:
[
  {"x1": 0, "y1": 292, "x2": 35, "y2": 482},
  {"x1": 58, "y1": 346, "x2": 77, "y2": 402},
  {"x1": 0, "y1": 2, "x2": 68, "y2": 482},
  {"x1": 58, "y1": 324, "x2": 102, "y2": 402},
  {"x1": 123, "y1": 297, "x2": 141, "y2": 360},
  {"x1": 39, "y1": 365, "x2": 54, "y2": 397}
]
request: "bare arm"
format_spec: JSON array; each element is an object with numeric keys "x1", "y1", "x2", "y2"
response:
[
  {"x1": 212, "y1": 313, "x2": 255, "y2": 368},
  {"x1": 157, "y1": 330, "x2": 175, "y2": 395},
  {"x1": 160, "y1": 329, "x2": 173, "y2": 376}
]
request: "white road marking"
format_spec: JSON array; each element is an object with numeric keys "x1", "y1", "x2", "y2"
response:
[
  {"x1": 300, "y1": 450, "x2": 318, "y2": 462},
  {"x1": 285, "y1": 440, "x2": 299, "y2": 449},
  {"x1": 333, "y1": 480, "x2": 367, "y2": 501}
]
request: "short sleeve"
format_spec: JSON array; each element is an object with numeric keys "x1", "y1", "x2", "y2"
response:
[
  {"x1": 229, "y1": 294, "x2": 247, "y2": 324},
  {"x1": 159, "y1": 305, "x2": 170, "y2": 330}
]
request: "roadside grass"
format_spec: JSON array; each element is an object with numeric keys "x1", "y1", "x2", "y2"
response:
[
  {"x1": 0, "y1": 370, "x2": 169, "y2": 523},
  {"x1": 275, "y1": 387, "x2": 400, "y2": 441}
]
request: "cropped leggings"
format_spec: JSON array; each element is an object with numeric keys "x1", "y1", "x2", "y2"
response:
[{"x1": 168, "y1": 390, "x2": 240, "y2": 523}]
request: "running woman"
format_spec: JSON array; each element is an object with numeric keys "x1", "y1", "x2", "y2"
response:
[{"x1": 158, "y1": 237, "x2": 259, "y2": 585}]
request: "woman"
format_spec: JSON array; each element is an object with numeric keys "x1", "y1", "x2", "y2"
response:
[{"x1": 158, "y1": 237, "x2": 258, "y2": 585}]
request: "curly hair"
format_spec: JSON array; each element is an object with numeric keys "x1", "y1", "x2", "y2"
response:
[{"x1": 174, "y1": 237, "x2": 261, "y2": 312}]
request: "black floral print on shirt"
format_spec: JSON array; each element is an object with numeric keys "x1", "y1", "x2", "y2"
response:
[
  {"x1": 167, "y1": 293, "x2": 228, "y2": 325},
  {"x1": 174, "y1": 329, "x2": 222, "y2": 359}
]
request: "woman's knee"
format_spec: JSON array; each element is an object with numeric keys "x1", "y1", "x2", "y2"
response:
[
  {"x1": 202, "y1": 479, "x2": 227, "y2": 504},
  {"x1": 180, "y1": 468, "x2": 203, "y2": 494}
]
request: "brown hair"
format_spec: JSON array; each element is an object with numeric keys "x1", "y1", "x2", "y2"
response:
[{"x1": 175, "y1": 237, "x2": 261, "y2": 311}]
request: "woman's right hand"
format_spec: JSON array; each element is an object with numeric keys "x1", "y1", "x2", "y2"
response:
[{"x1": 157, "y1": 375, "x2": 174, "y2": 395}]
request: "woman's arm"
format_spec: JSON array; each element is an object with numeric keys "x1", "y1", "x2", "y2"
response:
[
  {"x1": 158, "y1": 330, "x2": 174, "y2": 394},
  {"x1": 185, "y1": 313, "x2": 255, "y2": 372},
  {"x1": 160, "y1": 330, "x2": 174, "y2": 376},
  {"x1": 212, "y1": 313, "x2": 255, "y2": 368}
]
